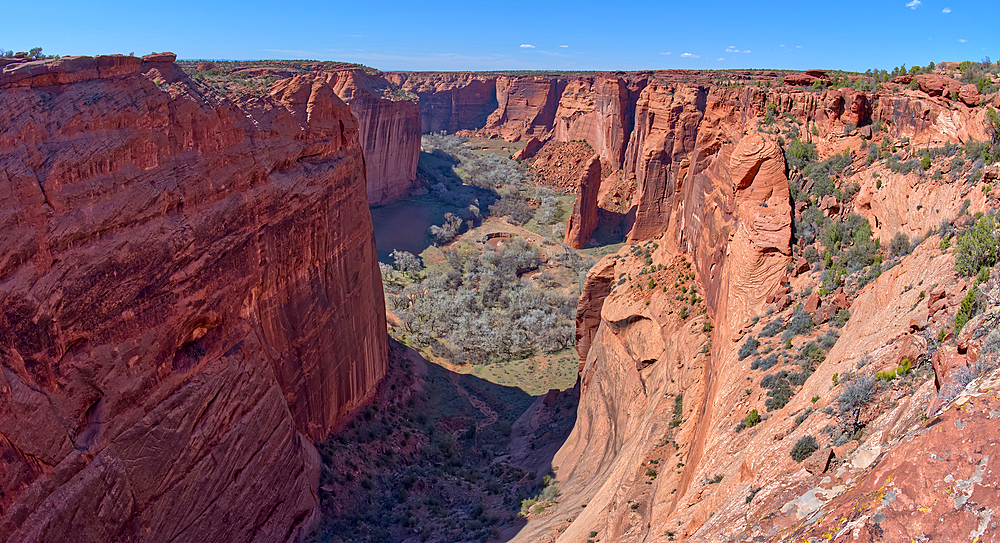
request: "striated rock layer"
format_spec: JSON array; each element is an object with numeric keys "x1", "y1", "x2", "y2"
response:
[
  {"x1": 384, "y1": 72, "x2": 499, "y2": 134},
  {"x1": 0, "y1": 55, "x2": 387, "y2": 542},
  {"x1": 502, "y1": 72, "x2": 996, "y2": 542},
  {"x1": 325, "y1": 69, "x2": 421, "y2": 205},
  {"x1": 563, "y1": 155, "x2": 603, "y2": 249}
]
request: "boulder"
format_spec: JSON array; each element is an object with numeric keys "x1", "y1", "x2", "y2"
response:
[
  {"x1": 804, "y1": 291, "x2": 821, "y2": 313},
  {"x1": 514, "y1": 136, "x2": 545, "y2": 161},
  {"x1": 913, "y1": 74, "x2": 962, "y2": 98},
  {"x1": 794, "y1": 257, "x2": 810, "y2": 276},
  {"x1": 804, "y1": 447, "x2": 834, "y2": 475},
  {"x1": 141, "y1": 51, "x2": 177, "y2": 63},
  {"x1": 959, "y1": 84, "x2": 981, "y2": 106}
]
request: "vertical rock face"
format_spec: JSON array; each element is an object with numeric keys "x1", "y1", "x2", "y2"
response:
[
  {"x1": 325, "y1": 69, "x2": 421, "y2": 205},
  {"x1": 624, "y1": 84, "x2": 710, "y2": 243},
  {"x1": 485, "y1": 76, "x2": 568, "y2": 140},
  {"x1": 0, "y1": 57, "x2": 387, "y2": 542},
  {"x1": 563, "y1": 155, "x2": 603, "y2": 249},
  {"x1": 386, "y1": 72, "x2": 499, "y2": 134},
  {"x1": 553, "y1": 77, "x2": 648, "y2": 168}
]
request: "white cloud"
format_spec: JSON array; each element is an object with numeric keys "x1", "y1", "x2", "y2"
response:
[
  {"x1": 718, "y1": 57, "x2": 725, "y2": 61},
  {"x1": 780, "y1": 44, "x2": 786, "y2": 47},
  {"x1": 559, "y1": 45, "x2": 569, "y2": 48},
  {"x1": 959, "y1": 38, "x2": 968, "y2": 43},
  {"x1": 796, "y1": 45, "x2": 802, "y2": 48},
  {"x1": 680, "y1": 53, "x2": 699, "y2": 58},
  {"x1": 942, "y1": 7, "x2": 951, "y2": 12},
  {"x1": 520, "y1": 44, "x2": 535, "y2": 48},
  {"x1": 660, "y1": 52, "x2": 672, "y2": 55},
  {"x1": 906, "y1": 0, "x2": 921, "y2": 8},
  {"x1": 726, "y1": 47, "x2": 740, "y2": 53},
  {"x1": 743, "y1": 50, "x2": 751, "y2": 53}
]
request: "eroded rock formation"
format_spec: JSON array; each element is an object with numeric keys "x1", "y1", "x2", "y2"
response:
[
  {"x1": 325, "y1": 69, "x2": 421, "y2": 204},
  {"x1": 564, "y1": 155, "x2": 603, "y2": 249},
  {"x1": 385, "y1": 72, "x2": 499, "y2": 134},
  {"x1": 488, "y1": 70, "x2": 997, "y2": 543},
  {"x1": 0, "y1": 55, "x2": 387, "y2": 542}
]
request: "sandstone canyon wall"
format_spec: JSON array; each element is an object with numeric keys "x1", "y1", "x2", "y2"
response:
[
  {"x1": 0, "y1": 54, "x2": 387, "y2": 542},
  {"x1": 384, "y1": 72, "x2": 499, "y2": 134},
  {"x1": 488, "y1": 72, "x2": 997, "y2": 542},
  {"x1": 326, "y1": 69, "x2": 421, "y2": 205}
]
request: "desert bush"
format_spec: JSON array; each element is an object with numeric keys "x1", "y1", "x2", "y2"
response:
[
  {"x1": 782, "y1": 305, "x2": 814, "y2": 341},
  {"x1": 760, "y1": 317, "x2": 783, "y2": 338},
  {"x1": 835, "y1": 372, "x2": 876, "y2": 435},
  {"x1": 489, "y1": 192, "x2": 535, "y2": 225},
  {"x1": 738, "y1": 336, "x2": 760, "y2": 361},
  {"x1": 751, "y1": 354, "x2": 779, "y2": 371},
  {"x1": 534, "y1": 195, "x2": 560, "y2": 225},
  {"x1": 394, "y1": 239, "x2": 576, "y2": 364},
  {"x1": 833, "y1": 309, "x2": 851, "y2": 328},
  {"x1": 790, "y1": 435, "x2": 819, "y2": 462},
  {"x1": 803, "y1": 246, "x2": 820, "y2": 265},
  {"x1": 982, "y1": 329, "x2": 1000, "y2": 354},
  {"x1": 745, "y1": 409, "x2": 761, "y2": 428},
  {"x1": 429, "y1": 213, "x2": 464, "y2": 246},
  {"x1": 954, "y1": 214, "x2": 999, "y2": 276},
  {"x1": 889, "y1": 232, "x2": 912, "y2": 257},
  {"x1": 940, "y1": 356, "x2": 1000, "y2": 401},
  {"x1": 887, "y1": 157, "x2": 919, "y2": 174},
  {"x1": 392, "y1": 250, "x2": 423, "y2": 274},
  {"x1": 794, "y1": 206, "x2": 828, "y2": 246}
]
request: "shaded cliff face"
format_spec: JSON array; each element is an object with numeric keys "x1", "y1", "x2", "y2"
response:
[
  {"x1": 385, "y1": 72, "x2": 499, "y2": 134},
  {"x1": 484, "y1": 75, "x2": 569, "y2": 141},
  {"x1": 325, "y1": 69, "x2": 421, "y2": 205},
  {"x1": 0, "y1": 55, "x2": 387, "y2": 542},
  {"x1": 553, "y1": 76, "x2": 647, "y2": 169}
]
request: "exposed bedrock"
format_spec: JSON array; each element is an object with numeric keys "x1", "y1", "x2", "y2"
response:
[{"x1": 0, "y1": 55, "x2": 387, "y2": 542}]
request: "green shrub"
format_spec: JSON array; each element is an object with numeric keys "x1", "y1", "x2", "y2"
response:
[
  {"x1": 954, "y1": 283, "x2": 980, "y2": 336},
  {"x1": 920, "y1": 155, "x2": 932, "y2": 171},
  {"x1": 745, "y1": 409, "x2": 761, "y2": 428},
  {"x1": 670, "y1": 393, "x2": 684, "y2": 427},
  {"x1": 790, "y1": 435, "x2": 819, "y2": 462},
  {"x1": 761, "y1": 370, "x2": 798, "y2": 411},
  {"x1": 954, "y1": 214, "x2": 999, "y2": 276},
  {"x1": 785, "y1": 137, "x2": 817, "y2": 171},
  {"x1": 889, "y1": 232, "x2": 912, "y2": 257}
]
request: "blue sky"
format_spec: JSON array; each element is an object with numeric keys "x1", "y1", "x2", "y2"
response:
[{"x1": 3, "y1": 0, "x2": 996, "y2": 72}]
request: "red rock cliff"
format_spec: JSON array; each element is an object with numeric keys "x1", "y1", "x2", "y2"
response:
[
  {"x1": 386, "y1": 72, "x2": 499, "y2": 134},
  {"x1": 506, "y1": 72, "x2": 996, "y2": 542},
  {"x1": 325, "y1": 69, "x2": 421, "y2": 204},
  {"x1": 553, "y1": 76, "x2": 647, "y2": 169},
  {"x1": 0, "y1": 54, "x2": 387, "y2": 542}
]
